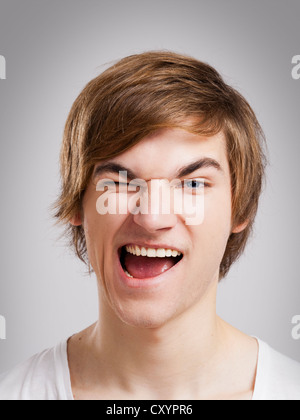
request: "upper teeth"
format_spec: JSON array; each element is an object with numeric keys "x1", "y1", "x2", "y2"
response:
[{"x1": 125, "y1": 245, "x2": 182, "y2": 258}]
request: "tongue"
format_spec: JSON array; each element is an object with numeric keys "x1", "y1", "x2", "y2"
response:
[{"x1": 124, "y1": 254, "x2": 176, "y2": 279}]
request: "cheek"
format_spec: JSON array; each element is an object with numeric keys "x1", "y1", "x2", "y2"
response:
[
  {"x1": 82, "y1": 203, "x2": 125, "y2": 270},
  {"x1": 204, "y1": 185, "x2": 232, "y2": 231},
  {"x1": 194, "y1": 190, "x2": 232, "y2": 259},
  {"x1": 84, "y1": 190, "x2": 124, "y2": 237}
]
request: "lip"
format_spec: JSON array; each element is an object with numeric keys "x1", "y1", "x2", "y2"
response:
[{"x1": 116, "y1": 244, "x2": 185, "y2": 289}]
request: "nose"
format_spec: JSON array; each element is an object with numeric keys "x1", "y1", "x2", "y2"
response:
[
  {"x1": 133, "y1": 212, "x2": 178, "y2": 233},
  {"x1": 131, "y1": 179, "x2": 178, "y2": 233}
]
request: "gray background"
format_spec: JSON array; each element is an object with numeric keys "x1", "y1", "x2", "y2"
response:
[{"x1": 0, "y1": 0, "x2": 299, "y2": 373}]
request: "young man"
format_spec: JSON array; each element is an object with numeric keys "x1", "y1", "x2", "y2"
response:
[{"x1": 1, "y1": 51, "x2": 299, "y2": 400}]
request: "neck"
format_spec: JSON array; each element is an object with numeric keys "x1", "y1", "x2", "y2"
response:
[{"x1": 90, "y1": 281, "x2": 225, "y2": 399}]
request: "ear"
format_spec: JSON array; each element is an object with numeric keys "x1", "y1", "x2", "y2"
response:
[
  {"x1": 69, "y1": 212, "x2": 82, "y2": 226},
  {"x1": 232, "y1": 219, "x2": 249, "y2": 234}
]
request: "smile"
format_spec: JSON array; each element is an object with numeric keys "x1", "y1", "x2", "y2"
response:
[{"x1": 119, "y1": 244, "x2": 183, "y2": 280}]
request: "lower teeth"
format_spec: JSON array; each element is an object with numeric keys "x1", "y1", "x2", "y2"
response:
[{"x1": 124, "y1": 269, "x2": 133, "y2": 278}]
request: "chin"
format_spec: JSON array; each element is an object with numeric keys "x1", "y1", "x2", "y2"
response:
[{"x1": 111, "y1": 300, "x2": 180, "y2": 330}]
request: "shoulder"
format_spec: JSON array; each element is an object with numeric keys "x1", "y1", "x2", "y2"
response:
[
  {"x1": 0, "y1": 340, "x2": 72, "y2": 400},
  {"x1": 254, "y1": 339, "x2": 300, "y2": 400}
]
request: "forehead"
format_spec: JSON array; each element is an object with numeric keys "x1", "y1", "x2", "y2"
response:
[{"x1": 105, "y1": 128, "x2": 229, "y2": 180}]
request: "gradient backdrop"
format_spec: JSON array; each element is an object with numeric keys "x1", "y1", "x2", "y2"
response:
[{"x1": 0, "y1": 0, "x2": 299, "y2": 373}]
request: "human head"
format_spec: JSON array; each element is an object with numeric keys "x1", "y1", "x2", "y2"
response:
[{"x1": 54, "y1": 50, "x2": 266, "y2": 280}]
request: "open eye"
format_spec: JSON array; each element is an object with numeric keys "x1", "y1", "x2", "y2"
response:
[
  {"x1": 184, "y1": 179, "x2": 205, "y2": 190},
  {"x1": 180, "y1": 179, "x2": 210, "y2": 193}
]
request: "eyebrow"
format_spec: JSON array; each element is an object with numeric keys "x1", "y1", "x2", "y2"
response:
[
  {"x1": 176, "y1": 157, "x2": 223, "y2": 178},
  {"x1": 93, "y1": 157, "x2": 223, "y2": 181},
  {"x1": 93, "y1": 162, "x2": 137, "y2": 180}
]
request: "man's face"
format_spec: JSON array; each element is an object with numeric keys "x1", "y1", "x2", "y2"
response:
[{"x1": 78, "y1": 128, "x2": 233, "y2": 328}]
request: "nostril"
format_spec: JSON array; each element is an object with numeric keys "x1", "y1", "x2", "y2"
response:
[{"x1": 132, "y1": 212, "x2": 178, "y2": 233}]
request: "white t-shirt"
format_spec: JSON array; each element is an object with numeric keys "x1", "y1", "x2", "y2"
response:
[{"x1": 0, "y1": 338, "x2": 299, "y2": 400}]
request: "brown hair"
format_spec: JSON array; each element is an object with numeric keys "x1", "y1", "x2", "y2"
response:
[{"x1": 53, "y1": 51, "x2": 267, "y2": 280}]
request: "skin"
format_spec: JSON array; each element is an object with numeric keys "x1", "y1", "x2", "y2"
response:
[{"x1": 68, "y1": 127, "x2": 258, "y2": 400}]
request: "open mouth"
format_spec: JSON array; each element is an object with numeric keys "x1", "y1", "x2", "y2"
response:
[{"x1": 119, "y1": 245, "x2": 183, "y2": 280}]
